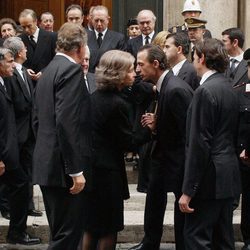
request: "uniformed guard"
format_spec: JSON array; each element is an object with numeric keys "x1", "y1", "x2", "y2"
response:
[
  {"x1": 185, "y1": 17, "x2": 207, "y2": 61},
  {"x1": 168, "y1": 0, "x2": 212, "y2": 38}
]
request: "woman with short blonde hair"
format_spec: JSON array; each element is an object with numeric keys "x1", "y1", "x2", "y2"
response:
[{"x1": 82, "y1": 50, "x2": 151, "y2": 250}]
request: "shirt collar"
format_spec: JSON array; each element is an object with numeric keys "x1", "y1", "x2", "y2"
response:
[
  {"x1": 31, "y1": 27, "x2": 39, "y2": 42},
  {"x1": 172, "y1": 59, "x2": 186, "y2": 76},
  {"x1": 156, "y1": 70, "x2": 169, "y2": 92},
  {"x1": 0, "y1": 76, "x2": 4, "y2": 86},
  {"x1": 94, "y1": 28, "x2": 108, "y2": 39},
  {"x1": 56, "y1": 52, "x2": 77, "y2": 64},
  {"x1": 14, "y1": 62, "x2": 22, "y2": 71},
  {"x1": 142, "y1": 31, "x2": 155, "y2": 40},
  {"x1": 229, "y1": 53, "x2": 244, "y2": 63},
  {"x1": 200, "y1": 70, "x2": 217, "y2": 85}
]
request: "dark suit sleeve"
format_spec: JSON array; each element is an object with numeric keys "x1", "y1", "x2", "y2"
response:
[
  {"x1": 55, "y1": 65, "x2": 84, "y2": 175},
  {"x1": 0, "y1": 95, "x2": 5, "y2": 160},
  {"x1": 182, "y1": 87, "x2": 216, "y2": 197},
  {"x1": 117, "y1": 34, "x2": 127, "y2": 51},
  {"x1": 168, "y1": 87, "x2": 193, "y2": 137},
  {"x1": 112, "y1": 100, "x2": 151, "y2": 151}
]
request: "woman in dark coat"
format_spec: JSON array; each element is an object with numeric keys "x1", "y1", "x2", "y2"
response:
[{"x1": 82, "y1": 50, "x2": 152, "y2": 250}]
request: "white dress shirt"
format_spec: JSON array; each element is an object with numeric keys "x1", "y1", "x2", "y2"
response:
[{"x1": 200, "y1": 70, "x2": 217, "y2": 85}]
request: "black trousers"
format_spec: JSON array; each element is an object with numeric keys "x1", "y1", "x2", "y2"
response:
[
  {"x1": 142, "y1": 160, "x2": 185, "y2": 250},
  {"x1": 0, "y1": 135, "x2": 35, "y2": 214},
  {"x1": 0, "y1": 167, "x2": 29, "y2": 235},
  {"x1": 19, "y1": 134, "x2": 36, "y2": 210},
  {"x1": 241, "y1": 169, "x2": 250, "y2": 244},
  {"x1": 41, "y1": 186, "x2": 85, "y2": 250},
  {"x1": 184, "y1": 198, "x2": 234, "y2": 250},
  {"x1": 0, "y1": 182, "x2": 10, "y2": 213}
]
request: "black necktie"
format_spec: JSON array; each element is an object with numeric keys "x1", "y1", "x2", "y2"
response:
[
  {"x1": 84, "y1": 75, "x2": 90, "y2": 92},
  {"x1": 145, "y1": 35, "x2": 150, "y2": 45},
  {"x1": 22, "y1": 67, "x2": 31, "y2": 96},
  {"x1": 29, "y1": 35, "x2": 36, "y2": 50},
  {"x1": 230, "y1": 58, "x2": 238, "y2": 78},
  {"x1": 97, "y1": 33, "x2": 103, "y2": 48},
  {"x1": 191, "y1": 47, "x2": 195, "y2": 62}
]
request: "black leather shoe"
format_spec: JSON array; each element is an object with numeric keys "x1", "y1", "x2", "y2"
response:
[
  {"x1": 242, "y1": 244, "x2": 250, "y2": 250},
  {"x1": 129, "y1": 242, "x2": 158, "y2": 250},
  {"x1": 28, "y1": 209, "x2": 43, "y2": 217},
  {"x1": 7, "y1": 232, "x2": 41, "y2": 245},
  {"x1": 1, "y1": 211, "x2": 10, "y2": 220}
]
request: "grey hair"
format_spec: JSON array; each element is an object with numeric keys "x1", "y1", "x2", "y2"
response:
[
  {"x1": 92, "y1": 5, "x2": 109, "y2": 16},
  {"x1": 19, "y1": 9, "x2": 37, "y2": 21},
  {"x1": 56, "y1": 22, "x2": 87, "y2": 52},
  {"x1": 3, "y1": 37, "x2": 23, "y2": 58},
  {"x1": 137, "y1": 9, "x2": 156, "y2": 22},
  {"x1": 0, "y1": 47, "x2": 13, "y2": 64}
]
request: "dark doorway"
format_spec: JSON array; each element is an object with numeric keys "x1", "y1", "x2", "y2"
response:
[{"x1": 112, "y1": 0, "x2": 163, "y2": 36}]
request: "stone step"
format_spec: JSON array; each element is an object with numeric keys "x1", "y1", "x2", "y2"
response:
[
  {"x1": 0, "y1": 243, "x2": 245, "y2": 250},
  {"x1": 0, "y1": 184, "x2": 243, "y2": 245}
]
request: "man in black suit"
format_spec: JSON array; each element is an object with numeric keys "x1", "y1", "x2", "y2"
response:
[
  {"x1": 33, "y1": 23, "x2": 91, "y2": 250},
  {"x1": 130, "y1": 44, "x2": 193, "y2": 250},
  {"x1": 87, "y1": 5, "x2": 126, "y2": 73},
  {"x1": 164, "y1": 32, "x2": 200, "y2": 90},
  {"x1": 0, "y1": 47, "x2": 40, "y2": 245},
  {"x1": 179, "y1": 39, "x2": 241, "y2": 250},
  {"x1": 19, "y1": 9, "x2": 57, "y2": 83},
  {"x1": 81, "y1": 45, "x2": 96, "y2": 94},
  {"x1": 234, "y1": 48, "x2": 250, "y2": 250},
  {"x1": 222, "y1": 28, "x2": 248, "y2": 86},
  {"x1": 127, "y1": 10, "x2": 157, "y2": 59},
  {"x1": 3, "y1": 36, "x2": 42, "y2": 217}
]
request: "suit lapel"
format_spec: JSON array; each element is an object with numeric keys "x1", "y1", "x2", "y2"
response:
[
  {"x1": 135, "y1": 35, "x2": 143, "y2": 52},
  {"x1": 0, "y1": 81, "x2": 12, "y2": 102},
  {"x1": 88, "y1": 30, "x2": 99, "y2": 50},
  {"x1": 178, "y1": 60, "x2": 188, "y2": 79},
  {"x1": 14, "y1": 69, "x2": 31, "y2": 102},
  {"x1": 100, "y1": 30, "x2": 113, "y2": 50},
  {"x1": 157, "y1": 71, "x2": 173, "y2": 117},
  {"x1": 31, "y1": 29, "x2": 47, "y2": 67},
  {"x1": 233, "y1": 60, "x2": 248, "y2": 86}
]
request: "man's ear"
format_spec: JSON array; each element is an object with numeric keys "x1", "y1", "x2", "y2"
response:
[
  {"x1": 177, "y1": 45, "x2": 183, "y2": 54},
  {"x1": 153, "y1": 59, "x2": 160, "y2": 68},
  {"x1": 232, "y1": 38, "x2": 239, "y2": 48},
  {"x1": 199, "y1": 53, "x2": 205, "y2": 64}
]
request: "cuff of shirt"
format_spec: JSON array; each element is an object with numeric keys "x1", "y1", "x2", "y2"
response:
[{"x1": 69, "y1": 171, "x2": 83, "y2": 177}]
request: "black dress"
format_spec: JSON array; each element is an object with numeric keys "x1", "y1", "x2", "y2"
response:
[{"x1": 84, "y1": 88, "x2": 150, "y2": 235}]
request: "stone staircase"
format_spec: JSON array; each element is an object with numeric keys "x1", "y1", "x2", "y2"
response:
[{"x1": 0, "y1": 165, "x2": 244, "y2": 247}]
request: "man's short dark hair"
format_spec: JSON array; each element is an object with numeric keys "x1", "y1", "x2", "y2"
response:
[
  {"x1": 66, "y1": 4, "x2": 83, "y2": 16},
  {"x1": 222, "y1": 27, "x2": 245, "y2": 49},
  {"x1": 138, "y1": 44, "x2": 168, "y2": 70},
  {"x1": 166, "y1": 32, "x2": 190, "y2": 55},
  {"x1": 195, "y1": 38, "x2": 229, "y2": 73}
]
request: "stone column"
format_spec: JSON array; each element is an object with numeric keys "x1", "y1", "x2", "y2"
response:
[{"x1": 240, "y1": 0, "x2": 250, "y2": 49}]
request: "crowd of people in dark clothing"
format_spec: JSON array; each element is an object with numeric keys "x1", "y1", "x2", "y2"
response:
[{"x1": 1, "y1": 0, "x2": 250, "y2": 249}]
